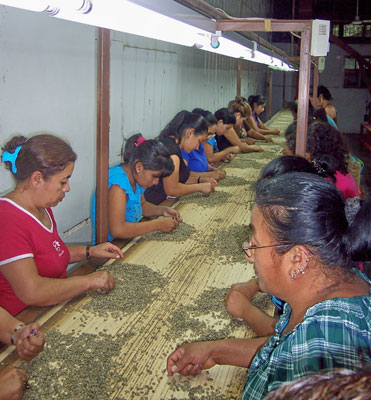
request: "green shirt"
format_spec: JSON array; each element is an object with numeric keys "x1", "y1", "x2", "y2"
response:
[{"x1": 242, "y1": 270, "x2": 371, "y2": 400}]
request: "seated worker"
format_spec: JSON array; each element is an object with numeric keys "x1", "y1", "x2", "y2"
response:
[
  {"x1": 282, "y1": 122, "x2": 360, "y2": 200},
  {"x1": 214, "y1": 108, "x2": 263, "y2": 153},
  {"x1": 0, "y1": 134, "x2": 123, "y2": 316},
  {"x1": 306, "y1": 121, "x2": 360, "y2": 200},
  {"x1": 179, "y1": 109, "x2": 226, "y2": 180},
  {"x1": 228, "y1": 97, "x2": 273, "y2": 144},
  {"x1": 314, "y1": 85, "x2": 338, "y2": 127},
  {"x1": 226, "y1": 156, "x2": 322, "y2": 336},
  {"x1": 247, "y1": 95, "x2": 280, "y2": 136},
  {"x1": 311, "y1": 107, "x2": 338, "y2": 129},
  {"x1": 144, "y1": 111, "x2": 217, "y2": 205},
  {"x1": 91, "y1": 134, "x2": 182, "y2": 243},
  {"x1": 167, "y1": 172, "x2": 371, "y2": 400},
  {"x1": 0, "y1": 306, "x2": 45, "y2": 400}
]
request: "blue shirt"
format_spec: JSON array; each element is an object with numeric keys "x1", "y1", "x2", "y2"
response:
[
  {"x1": 180, "y1": 143, "x2": 209, "y2": 173},
  {"x1": 206, "y1": 136, "x2": 219, "y2": 153},
  {"x1": 91, "y1": 164, "x2": 145, "y2": 243}
]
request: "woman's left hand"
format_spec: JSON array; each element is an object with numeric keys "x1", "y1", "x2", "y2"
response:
[
  {"x1": 90, "y1": 243, "x2": 124, "y2": 259},
  {"x1": 163, "y1": 208, "x2": 182, "y2": 223},
  {"x1": 13, "y1": 323, "x2": 45, "y2": 361},
  {"x1": 200, "y1": 177, "x2": 217, "y2": 191}
]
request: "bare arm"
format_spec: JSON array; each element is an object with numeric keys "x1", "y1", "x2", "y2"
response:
[
  {"x1": 163, "y1": 155, "x2": 212, "y2": 196},
  {"x1": 247, "y1": 116, "x2": 280, "y2": 136},
  {"x1": 243, "y1": 120, "x2": 273, "y2": 142},
  {"x1": 167, "y1": 337, "x2": 269, "y2": 376},
  {"x1": 224, "y1": 128, "x2": 263, "y2": 153},
  {"x1": 0, "y1": 258, "x2": 114, "y2": 307},
  {"x1": 204, "y1": 142, "x2": 240, "y2": 164},
  {"x1": 226, "y1": 279, "x2": 278, "y2": 336}
]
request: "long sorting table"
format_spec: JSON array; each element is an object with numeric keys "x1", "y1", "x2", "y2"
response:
[{"x1": 0, "y1": 110, "x2": 292, "y2": 399}]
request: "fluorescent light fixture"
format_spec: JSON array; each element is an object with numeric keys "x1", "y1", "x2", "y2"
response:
[
  {"x1": 0, "y1": 0, "x2": 297, "y2": 71},
  {"x1": 0, "y1": 0, "x2": 48, "y2": 11}
]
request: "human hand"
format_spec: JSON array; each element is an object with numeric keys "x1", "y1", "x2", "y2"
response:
[
  {"x1": 272, "y1": 129, "x2": 280, "y2": 135},
  {"x1": 224, "y1": 154, "x2": 234, "y2": 162},
  {"x1": 162, "y1": 207, "x2": 182, "y2": 223},
  {"x1": 225, "y1": 288, "x2": 253, "y2": 319},
  {"x1": 245, "y1": 138, "x2": 256, "y2": 145},
  {"x1": 13, "y1": 323, "x2": 45, "y2": 361},
  {"x1": 199, "y1": 182, "x2": 212, "y2": 195},
  {"x1": 0, "y1": 366, "x2": 28, "y2": 400},
  {"x1": 251, "y1": 146, "x2": 263, "y2": 153},
  {"x1": 265, "y1": 137, "x2": 274, "y2": 143},
  {"x1": 231, "y1": 146, "x2": 241, "y2": 154},
  {"x1": 87, "y1": 271, "x2": 115, "y2": 292},
  {"x1": 157, "y1": 216, "x2": 180, "y2": 233},
  {"x1": 90, "y1": 243, "x2": 123, "y2": 260},
  {"x1": 167, "y1": 342, "x2": 216, "y2": 376},
  {"x1": 200, "y1": 177, "x2": 217, "y2": 191},
  {"x1": 215, "y1": 169, "x2": 226, "y2": 180},
  {"x1": 229, "y1": 279, "x2": 260, "y2": 299}
]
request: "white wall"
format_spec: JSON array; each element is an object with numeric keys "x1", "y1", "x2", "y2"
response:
[{"x1": 0, "y1": 6, "x2": 268, "y2": 243}]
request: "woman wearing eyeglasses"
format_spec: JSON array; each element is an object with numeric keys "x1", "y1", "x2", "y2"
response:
[{"x1": 166, "y1": 171, "x2": 371, "y2": 400}]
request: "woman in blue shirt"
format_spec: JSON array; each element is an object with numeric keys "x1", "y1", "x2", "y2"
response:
[{"x1": 91, "y1": 134, "x2": 182, "y2": 243}]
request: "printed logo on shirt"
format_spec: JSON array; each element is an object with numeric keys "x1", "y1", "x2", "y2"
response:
[{"x1": 53, "y1": 240, "x2": 65, "y2": 257}]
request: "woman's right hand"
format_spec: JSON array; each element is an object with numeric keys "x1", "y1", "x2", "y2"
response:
[
  {"x1": 198, "y1": 182, "x2": 212, "y2": 195},
  {"x1": 157, "y1": 216, "x2": 180, "y2": 233},
  {"x1": 13, "y1": 323, "x2": 45, "y2": 361},
  {"x1": 167, "y1": 342, "x2": 216, "y2": 376},
  {"x1": 0, "y1": 366, "x2": 28, "y2": 400},
  {"x1": 231, "y1": 146, "x2": 241, "y2": 154},
  {"x1": 87, "y1": 271, "x2": 115, "y2": 292}
]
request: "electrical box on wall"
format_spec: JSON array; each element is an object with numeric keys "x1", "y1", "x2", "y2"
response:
[{"x1": 311, "y1": 19, "x2": 330, "y2": 56}]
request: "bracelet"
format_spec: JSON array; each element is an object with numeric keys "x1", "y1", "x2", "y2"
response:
[
  {"x1": 197, "y1": 176, "x2": 201, "y2": 184},
  {"x1": 10, "y1": 324, "x2": 25, "y2": 345},
  {"x1": 86, "y1": 245, "x2": 91, "y2": 260}
]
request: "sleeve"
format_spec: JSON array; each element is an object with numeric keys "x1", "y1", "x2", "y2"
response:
[
  {"x1": 290, "y1": 314, "x2": 368, "y2": 378},
  {"x1": 109, "y1": 168, "x2": 129, "y2": 193},
  {"x1": 180, "y1": 149, "x2": 191, "y2": 163},
  {"x1": 0, "y1": 215, "x2": 34, "y2": 267}
]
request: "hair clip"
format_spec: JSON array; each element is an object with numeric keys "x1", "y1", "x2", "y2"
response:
[
  {"x1": 2, "y1": 145, "x2": 22, "y2": 173},
  {"x1": 135, "y1": 137, "x2": 147, "y2": 147}
]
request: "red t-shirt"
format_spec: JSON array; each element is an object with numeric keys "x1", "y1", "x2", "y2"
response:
[{"x1": 0, "y1": 198, "x2": 70, "y2": 315}]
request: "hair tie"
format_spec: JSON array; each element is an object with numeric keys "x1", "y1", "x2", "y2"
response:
[
  {"x1": 344, "y1": 197, "x2": 362, "y2": 225},
  {"x1": 2, "y1": 145, "x2": 22, "y2": 173},
  {"x1": 135, "y1": 137, "x2": 147, "y2": 147}
]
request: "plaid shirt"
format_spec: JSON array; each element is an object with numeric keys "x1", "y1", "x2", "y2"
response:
[{"x1": 242, "y1": 270, "x2": 371, "y2": 400}]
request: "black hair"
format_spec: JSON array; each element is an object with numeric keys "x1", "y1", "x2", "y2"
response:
[
  {"x1": 311, "y1": 107, "x2": 329, "y2": 123},
  {"x1": 122, "y1": 133, "x2": 174, "y2": 177},
  {"x1": 214, "y1": 108, "x2": 236, "y2": 125},
  {"x1": 307, "y1": 121, "x2": 349, "y2": 176},
  {"x1": 2, "y1": 134, "x2": 76, "y2": 182},
  {"x1": 247, "y1": 95, "x2": 266, "y2": 109},
  {"x1": 288, "y1": 101, "x2": 297, "y2": 114},
  {"x1": 192, "y1": 108, "x2": 218, "y2": 127},
  {"x1": 318, "y1": 85, "x2": 333, "y2": 100},
  {"x1": 255, "y1": 172, "x2": 371, "y2": 270},
  {"x1": 259, "y1": 156, "x2": 318, "y2": 181},
  {"x1": 159, "y1": 110, "x2": 208, "y2": 142}
]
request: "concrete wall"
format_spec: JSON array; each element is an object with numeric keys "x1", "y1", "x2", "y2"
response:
[
  {"x1": 0, "y1": 5, "x2": 268, "y2": 244},
  {"x1": 318, "y1": 43, "x2": 370, "y2": 133}
]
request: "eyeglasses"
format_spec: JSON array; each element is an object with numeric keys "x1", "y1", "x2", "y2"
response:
[{"x1": 242, "y1": 242, "x2": 291, "y2": 258}]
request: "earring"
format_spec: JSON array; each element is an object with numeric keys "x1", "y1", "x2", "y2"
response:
[
  {"x1": 290, "y1": 266, "x2": 306, "y2": 280},
  {"x1": 136, "y1": 170, "x2": 139, "y2": 173}
]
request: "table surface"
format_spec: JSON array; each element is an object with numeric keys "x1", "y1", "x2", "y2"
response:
[{"x1": 0, "y1": 111, "x2": 292, "y2": 400}]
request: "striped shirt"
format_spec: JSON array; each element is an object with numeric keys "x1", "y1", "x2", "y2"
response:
[{"x1": 242, "y1": 270, "x2": 371, "y2": 400}]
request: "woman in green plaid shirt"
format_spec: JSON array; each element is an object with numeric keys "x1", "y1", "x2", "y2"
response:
[{"x1": 167, "y1": 172, "x2": 371, "y2": 400}]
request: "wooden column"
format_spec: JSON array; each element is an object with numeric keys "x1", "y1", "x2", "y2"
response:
[
  {"x1": 237, "y1": 58, "x2": 242, "y2": 97},
  {"x1": 268, "y1": 69, "x2": 273, "y2": 118},
  {"x1": 96, "y1": 28, "x2": 110, "y2": 244},
  {"x1": 312, "y1": 56, "x2": 319, "y2": 104},
  {"x1": 282, "y1": 71, "x2": 286, "y2": 107},
  {"x1": 295, "y1": 25, "x2": 312, "y2": 156}
]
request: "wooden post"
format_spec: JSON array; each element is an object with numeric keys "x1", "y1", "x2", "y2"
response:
[
  {"x1": 237, "y1": 58, "x2": 242, "y2": 97},
  {"x1": 295, "y1": 25, "x2": 312, "y2": 156},
  {"x1": 282, "y1": 71, "x2": 286, "y2": 107},
  {"x1": 268, "y1": 69, "x2": 273, "y2": 118},
  {"x1": 96, "y1": 28, "x2": 110, "y2": 244},
  {"x1": 312, "y1": 56, "x2": 319, "y2": 105}
]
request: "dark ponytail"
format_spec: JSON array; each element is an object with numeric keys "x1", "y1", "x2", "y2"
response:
[
  {"x1": 248, "y1": 95, "x2": 265, "y2": 109},
  {"x1": 191, "y1": 109, "x2": 218, "y2": 127},
  {"x1": 255, "y1": 172, "x2": 370, "y2": 272},
  {"x1": 159, "y1": 110, "x2": 208, "y2": 142},
  {"x1": 343, "y1": 199, "x2": 371, "y2": 262},
  {"x1": 122, "y1": 133, "x2": 174, "y2": 177}
]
